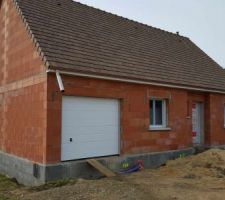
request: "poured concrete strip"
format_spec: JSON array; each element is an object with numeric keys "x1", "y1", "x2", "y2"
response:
[{"x1": 0, "y1": 148, "x2": 195, "y2": 186}]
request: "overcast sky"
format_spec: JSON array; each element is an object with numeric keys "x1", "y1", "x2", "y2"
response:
[{"x1": 75, "y1": 0, "x2": 225, "y2": 68}]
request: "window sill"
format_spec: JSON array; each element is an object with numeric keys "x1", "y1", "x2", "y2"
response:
[{"x1": 149, "y1": 127, "x2": 171, "y2": 131}]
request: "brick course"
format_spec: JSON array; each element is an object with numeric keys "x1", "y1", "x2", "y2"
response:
[
  {"x1": 1, "y1": 0, "x2": 225, "y2": 166},
  {"x1": 0, "y1": 0, "x2": 47, "y2": 163},
  {"x1": 46, "y1": 74, "x2": 225, "y2": 164}
]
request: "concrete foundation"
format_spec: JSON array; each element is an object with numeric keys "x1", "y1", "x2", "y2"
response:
[{"x1": 0, "y1": 148, "x2": 194, "y2": 186}]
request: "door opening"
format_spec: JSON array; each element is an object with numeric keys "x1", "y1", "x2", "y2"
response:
[{"x1": 192, "y1": 102, "x2": 204, "y2": 145}]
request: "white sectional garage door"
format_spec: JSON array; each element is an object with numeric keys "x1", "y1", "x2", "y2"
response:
[{"x1": 61, "y1": 96, "x2": 120, "y2": 161}]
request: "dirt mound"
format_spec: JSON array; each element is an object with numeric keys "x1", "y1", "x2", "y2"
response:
[{"x1": 158, "y1": 149, "x2": 225, "y2": 179}]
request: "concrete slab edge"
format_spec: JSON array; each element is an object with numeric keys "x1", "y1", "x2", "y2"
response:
[{"x1": 0, "y1": 148, "x2": 195, "y2": 186}]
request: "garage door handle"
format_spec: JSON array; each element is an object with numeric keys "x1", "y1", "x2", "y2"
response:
[{"x1": 70, "y1": 138, "x2": 73, "y2": 142}]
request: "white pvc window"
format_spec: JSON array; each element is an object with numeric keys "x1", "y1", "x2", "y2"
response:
[{"x1": 150, "y1": 99, "x2": 167, "y2": 128}]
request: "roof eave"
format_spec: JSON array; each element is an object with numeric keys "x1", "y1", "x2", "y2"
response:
[{"x1": 46, "y1": 68, "x2": 225, "y2": 95}]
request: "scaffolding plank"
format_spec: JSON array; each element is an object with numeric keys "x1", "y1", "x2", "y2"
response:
[{"x1": 87, "y1": 159, "x2": 116, "y2": 177}]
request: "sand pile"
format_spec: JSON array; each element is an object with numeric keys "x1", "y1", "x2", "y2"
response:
[{"x1": 158, "y1": 149, "x2": 225, "y2": 179}]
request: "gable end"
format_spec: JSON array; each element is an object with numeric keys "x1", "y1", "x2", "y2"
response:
[{"x1": 11, "y1": 0, "x2": 50, "y2": 68}]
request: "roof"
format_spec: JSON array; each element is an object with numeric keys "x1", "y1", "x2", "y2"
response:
[{"x1": 13, "y1": 0, "x2": 225, "y2": 93}]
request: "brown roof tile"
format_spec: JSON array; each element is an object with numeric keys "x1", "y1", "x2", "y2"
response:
[{"x1": 15, "y1": 0, "x2": 225, "y2": 92}]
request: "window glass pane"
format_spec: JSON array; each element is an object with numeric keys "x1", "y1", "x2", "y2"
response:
[
  {"x1": 150, "y1": 100, "x2": 153, "y2": 125},
  {"x1": 155, "y1": 100, "x2": 163, "y2": 125}
]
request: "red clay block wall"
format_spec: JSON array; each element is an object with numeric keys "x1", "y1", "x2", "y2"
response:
[
  {"x1": 0, "y1": 4, "x2": 3, "y2": 85},
  {"x1": 2, "y1": 83, "x2": 47, "y2": 162},
  {"x1": 187, "y1": 92, "x2": 225, "y2": 146},
  {"x1": 0, "y1": 1, "x2": 4, "y2": 150},
  {"x1": 0, "y1": 0, "x2": 44, "y2": 85},
  {"x1": 47, "y1": 74, "x2": 225, "y2": 164},
  {"x1": 46, "y1": 75, "x2": 193, "y2": 163},
  {"x1": 208, "y1": 94, "x2": 225, "y2": 145},
  {"x1": 0, "y1": 0, "x2": 47, "y2": 163},
  {"x1": 1, "y1": 0, "x2": 225, "y2": 165}
]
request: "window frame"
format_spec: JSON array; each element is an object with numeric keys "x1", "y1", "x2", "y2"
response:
[{"x1": 150, "y1": 98, "x2": 169, "y2": 130}]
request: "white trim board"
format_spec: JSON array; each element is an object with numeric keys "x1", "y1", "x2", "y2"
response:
[{"x1": 46, "y1": 69, "x2": 225, "y2": 95}]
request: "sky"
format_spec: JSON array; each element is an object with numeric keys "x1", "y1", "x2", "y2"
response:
[{"x1": 75, "y1": 0, "x2": 225, "y2": 68}]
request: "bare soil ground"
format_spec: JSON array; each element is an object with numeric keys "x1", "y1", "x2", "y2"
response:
[{"x1": 1, "y1": 149, "x2": 225, "y2": 200}]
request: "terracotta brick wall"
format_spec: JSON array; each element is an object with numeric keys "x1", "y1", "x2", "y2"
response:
[
  {"x1": 46, "y1": 75, "x2": 182, "y2": 162},
  {"x1": 1, "y1": 0, "x2": 225, "y2": 165},
  {"x1": 208, "y1": 94, "x2": 225, "y2": 145},
  {"x1": 187, "y1": 92, "x2": 225, "y2": 146},
  {"x1": 0, "y1": 0, "x2": 44, "y2": 85},
  {"x1": 46, "y1": 74, "x2": 225, "y2": 163},
  {"x1": 0, "y1": 1, "x2": 4, "y2": 150},
  {"x1": 0, "y1": 0, "x2": 5, "y2": 86},
  {"x1": 0, "y1": 0, "x2": 47, "y2": 163}
]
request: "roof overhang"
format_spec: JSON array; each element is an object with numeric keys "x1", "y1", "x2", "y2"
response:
[{"x1": 46, "y1": 69, "x2": 225, "y2": 95}]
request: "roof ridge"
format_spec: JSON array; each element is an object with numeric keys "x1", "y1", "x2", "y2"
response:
[{"x1": 71, "y1": 0, "x2": 188, "y2": 39}]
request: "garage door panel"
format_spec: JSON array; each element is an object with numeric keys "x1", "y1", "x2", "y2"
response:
[
  {"x1": 62, "y1": 141, "x2": 119, "y2": 160},
  {"x1": 63, "y1": 110, "x2": 118, "y2": 125},
  {"x1": 76, "y1": 134, "x2": 118, "y2": 143},
  {"x1": 63, "y1": 125, "x2": 119, "y2": 134},
  {"x1": 63, "y1": 107, "x2": 118, "y2": 112},
  {"x1": 62, "y1": 126, "x2": 119, "y2": 144},
  {"x1": 62, "y1": 112, "x2": 118, "y2": 127},
  {"x1": 62, "y1": 131, "x2": 119, "y2": 144},
  {"x1": 61, "y1": 96, "x2": 120, "y2": 161},
  {"x1": 63, "y1": 97, "x2": 118, "y2": 111},
  {"x1": 62, "y1": 129, "x2": 119, "y2": 144}
]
